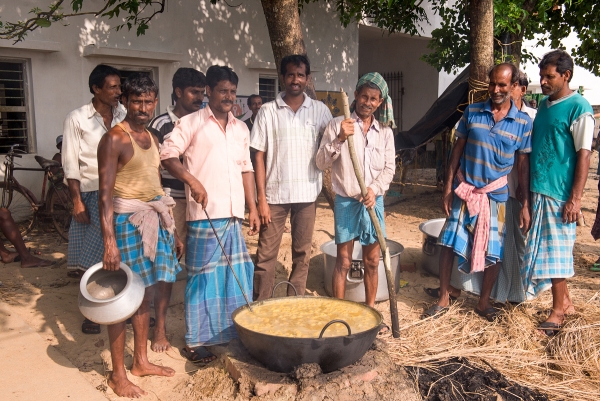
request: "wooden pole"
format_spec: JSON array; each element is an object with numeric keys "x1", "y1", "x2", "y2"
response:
[{"x1": 340, "y1": 90, "x2": 400, "y2": 338}]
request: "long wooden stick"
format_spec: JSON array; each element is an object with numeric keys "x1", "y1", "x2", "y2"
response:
[{"x1": 340, "y1": 90, "x2": 400, "y2": 338}]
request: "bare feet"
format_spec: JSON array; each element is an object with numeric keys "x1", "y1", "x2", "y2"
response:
[
  {"x1": 108, "y1": 372, "x2": 147, "y2": 398},
  {"x1": 151, "y1": 329, "x2": 172, "y2": 353},
  {"x1": 0, "y1": 251, "x2": 20, "y2": 264},
  {"x1": 130, "y1": 361, "x2": 175, "y2": 378},
  {"x1": 20, "y1": 254, "x2": 54, "y2": 268}
]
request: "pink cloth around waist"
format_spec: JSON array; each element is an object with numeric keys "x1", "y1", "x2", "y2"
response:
[
  {"x1": 113, "y1": 196, "x2": 176, "y2": 262},
  {"x1": 453, "y1": 170, "x2": 508, "y2": 272}
]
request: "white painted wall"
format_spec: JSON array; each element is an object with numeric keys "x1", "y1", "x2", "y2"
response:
[
  {"x1": 358, "y1": 26, "x2": 439, "y2": 131},
  {"x1": 0, "y1": 0, "x2": 358, "y2": 195}
]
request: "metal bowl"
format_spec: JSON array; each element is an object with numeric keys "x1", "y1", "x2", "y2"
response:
[{"x1": 78, "y1": 262, "x2": 145, "y2": 325}]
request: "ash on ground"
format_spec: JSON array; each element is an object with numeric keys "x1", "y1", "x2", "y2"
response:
[{"x1": 406, "y1": 358, "x2": 550, "y2": 401}]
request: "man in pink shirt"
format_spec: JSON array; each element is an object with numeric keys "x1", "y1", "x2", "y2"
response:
[{"x1": 160, "y1": 65, "x2": 259, "y2": 363}]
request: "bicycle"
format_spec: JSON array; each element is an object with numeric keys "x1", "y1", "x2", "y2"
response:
[{"x1": 0, "y1": 144, "x2": 73, "y2": 240}]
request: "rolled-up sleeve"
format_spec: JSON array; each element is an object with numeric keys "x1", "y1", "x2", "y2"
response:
[
  {"x1": 369, "y1": 127, "x2": 396, "y2": 196},
  {"x1": 316, "y1": 118, "x2": 343, "y2": 171},
  {"x1": 160, "y1": 119, "x2": 192, "y2": 161},
  {"x1": 62, "y1": 112, "x2": 81, "y2": 181}
]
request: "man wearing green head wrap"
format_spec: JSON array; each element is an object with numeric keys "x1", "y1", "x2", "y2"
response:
[{"x1": 316, "y1": 73, "x2": 396, "y2": 326}]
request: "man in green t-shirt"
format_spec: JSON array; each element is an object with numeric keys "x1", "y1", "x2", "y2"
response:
[{"x1": 522, "y1": 50, "x2": 595, "y2": 336}]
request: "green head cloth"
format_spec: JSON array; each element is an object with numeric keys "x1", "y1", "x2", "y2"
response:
[{"x1": 351, "y1": 72, "x2": 396, "y2": 129}]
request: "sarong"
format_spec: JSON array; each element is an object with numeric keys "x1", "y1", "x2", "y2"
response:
[
  {"x1": 449, "y1": 197, "x2": 525, "y2": 303},
  {"x1": 438, "y1": 194, "x2": 506, "y2": 274},
  {"x1": 67, "y1": 191, "x2": 103, "y2": 270},
  {"x1": 185, "y1": 218, "x2": 254, "y2": 347},
  {"x1": 334, "y1": 195, "x2": 386, "y2": 245},
  {"x1": 522, "y1": 192, "x2": 575, "y2": 300},
  {"x1": 114, "y1": 212, "x2": 181, "y2": 287}
]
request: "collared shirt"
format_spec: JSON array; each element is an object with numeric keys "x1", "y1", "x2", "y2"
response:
[
  {"x1": 456, "y1": 99, "x2": 532, "y2": 202},
  {"x1": 249, "y1": 93, "x2": 333, "y2": 204},
  {"x1": 316, "y1": 112, "x2": 395, "y2": 198},
  {"x1": 62, "y1": 100, "x2": 126, "y2": 192},
  {"x1": 148, "y1": 105, "x2": 186, "y2": 198},
  {"x1": 507, "y1": 103, "x2": 537, "y2": 198},
  {"x1": 159, "y1": 106, "x2": 252, "y2": 221}
]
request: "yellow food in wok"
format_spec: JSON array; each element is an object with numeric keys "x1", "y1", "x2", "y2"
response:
[{"x1": 234, "y1": 298, "x2": 380, "y2": 338}]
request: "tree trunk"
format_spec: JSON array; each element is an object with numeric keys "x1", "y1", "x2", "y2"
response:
[
  {"x1": 260, "y1": 0, "x2": 334, "y2": 208},
  {"x1": 468, "y1": 0, "x2": 494, "y2": 101}
]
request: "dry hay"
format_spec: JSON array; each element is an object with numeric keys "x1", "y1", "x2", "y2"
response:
[{"x1": 385, "y1": 290, "x2": 600, "y2": 401}]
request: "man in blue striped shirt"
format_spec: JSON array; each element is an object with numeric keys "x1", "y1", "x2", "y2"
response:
[{"x1": 423, "y1": 63, "x2": 533, "y2": 321}]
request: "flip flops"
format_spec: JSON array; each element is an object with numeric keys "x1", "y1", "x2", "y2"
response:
[
  {"x1": 474, "y1": 307, "x2": 500, "y2": 322},
  {"x1": 421, "y1": 305, "x2": 448, "y2": 320},
  {"x1": 180, "y1": 346, "x2": 217, "y2": 364},
  {"x1": 81, "y1": 318, "x2": 101, "y2": 334},
  {"x1": 423, "y1": 287, "x2": 458, "y2": 301},
  {"x1": 590, "y1": 263, "x2": 600, "y2": 272},
  {"x1": 378, "y1": 323, "x2": 390, "y2": 335},
  {"x1": 538, "y1": 321, "x2": 561, "y2": 337}
]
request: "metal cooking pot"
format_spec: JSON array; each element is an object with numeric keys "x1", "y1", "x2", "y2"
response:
[
  {"x1": 232, "y1": 284, "x2": 383, "y2": 373},
  {"x1": 78, "y1": 262, "x2": 145, "y2": 325},
  {"x1": 321, "y1": 239, "x2": 404, "y2": 302},
  {"x1": 418, "y1": 218, "x2": 458, "y2": 276}
]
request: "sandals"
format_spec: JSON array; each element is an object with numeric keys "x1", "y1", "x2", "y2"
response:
[
  {"x1": 423, "y1": 287, "x2": 458, "y2": 301},
  {"x1": 421, "y1": 305, "x2": 448, "y2": 320},
  {"x1": 67, "y1": 270, "x2": 85, "y2": 279},
  {"x1": 378, "y1": 323, "x2": 390, "y2": 336},
  {"x1": 538, "y1": 321, "x2": 561, "y2": 337},
  {"x1": 181, "y1": 346, "x2": 217, "y2": 364},
  {"x1": 474, "y1": 307, "x2": 500, "y2": 322},
  {"x1": 590, "y1": 263, "x2": 600, "y2": 272},
  {"x1": 81, "y1": 318, "x2": 101, "y2": 334}
]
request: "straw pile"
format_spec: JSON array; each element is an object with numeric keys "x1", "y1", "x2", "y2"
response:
[{"x1": 384, "y1": 289, "x2": 600, "y2": 401}]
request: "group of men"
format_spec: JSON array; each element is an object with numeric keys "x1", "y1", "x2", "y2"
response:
[
  {"x1": 425, "y1": 50, "x2": 594, "y2": 338},
  {"x1": 63, "y1": 55, "x2": 397, "y2": 397}
]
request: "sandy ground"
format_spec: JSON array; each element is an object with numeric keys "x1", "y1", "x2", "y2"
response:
[{"x1": 1, "y1": 154, "x2": 599, "y2": 400}]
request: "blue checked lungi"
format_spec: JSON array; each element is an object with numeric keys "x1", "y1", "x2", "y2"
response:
[
  {"x1": 449, "y1": 197, "x2": 525, "y2": 303},
  {"x1": 185, "y1": 218, "x2": 253, "y2": 347},
  {"x1": 438, "y1": 194, "x2": 506, "y2": 274},
  {"x1": 334, "y1": 195, "x2": 386, "y2": 245},
  {"x1": 67, "y1": 191, "x2": 104, "y2": 270},
  {"x1": 521, "y1": 192, "x2": 575, "y2": 300},
  {"x1": 114, "y1": 212, "x2": 181, "y2": 287}
]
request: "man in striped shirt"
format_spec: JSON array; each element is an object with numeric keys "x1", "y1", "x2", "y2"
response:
[
  {"x1": 250, "y1": 55, "x2": 333, "y2": 300},
  {"x1": 423, "y1": 63, "x2": 533, "y2": 320}
]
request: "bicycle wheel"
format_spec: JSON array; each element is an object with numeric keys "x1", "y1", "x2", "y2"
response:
[
  {"x1": 6, "y1": 186, "x2": 36, "y2": 236},
  {"x1": 47, "y1": 185, "x2": 73, "y2": 241}
]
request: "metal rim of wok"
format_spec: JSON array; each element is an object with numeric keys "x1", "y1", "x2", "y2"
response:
[{"x1": 232, "y1": 296, "x2": 383, "y2": 340}]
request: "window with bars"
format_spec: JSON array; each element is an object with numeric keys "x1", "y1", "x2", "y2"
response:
[
  {"x1": 0, "y1": 61, "x2": 30, "y2": 153},
  {"x1": 259, "y1": 76, "x2": 278, "y2": 103}
]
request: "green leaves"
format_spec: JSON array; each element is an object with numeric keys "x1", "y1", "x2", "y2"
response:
[{"x1": 35, "y1": 18, "x2": 52, "y2": 27}]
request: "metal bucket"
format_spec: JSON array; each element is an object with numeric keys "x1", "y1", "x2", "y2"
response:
[
  {"x1": 418, "y1": 218, "x2": 459, "y2": 276},
  {"x1": 320, "y1": 239, "x2": 404, "y2": 302}
]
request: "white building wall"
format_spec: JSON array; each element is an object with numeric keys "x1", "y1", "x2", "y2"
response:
[{"x1": 0, "y1": 0, "x2": 358, "y2": 194}]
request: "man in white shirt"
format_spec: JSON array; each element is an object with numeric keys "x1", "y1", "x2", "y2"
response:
[
  {"x1": 62, "y1": 64, "x2": 126, "y2": 334},
  {"x1": 316, "y1": 72, "x2": 396, "y2": 312},
  {"x1": 250, "y1": 55, "x2": 333, "y2": 300}
]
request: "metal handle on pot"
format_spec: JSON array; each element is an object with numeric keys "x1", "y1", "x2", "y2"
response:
[
  {"x1": 319, "y1": 319, "x2": 352, "y2": 338},
  {"x1": 346, "y1": 261, "x2": 365, "y2": 283},
  {"x1": 422, "y1": 235, "x2": 437, "y2": 256},
  {"x1": 271, "y1": 281, "x2": 298, "y2": 298}
]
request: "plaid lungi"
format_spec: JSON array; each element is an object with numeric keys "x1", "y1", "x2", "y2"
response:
[
  {"x1": 185, "y1": 218, "x2": 253, "y2": 347},
  {"x1": 522, "y1": 192, "x2": 575, "y2": 300},
  {"x1": 449, "y1": 197, "x2": 525, "y2": 303},
  {"x1": 114, "y1": 212, "x2": 181, "y2": 287},
  {"x1": 334, "y1": 195, "x2": 386, "y2": 245},
  {"x1": 67, "y1": 191, "x2": 103, "y2": 270},
  {"x1": 438, "y1": 194, "x2": 506, "y2": 274}
]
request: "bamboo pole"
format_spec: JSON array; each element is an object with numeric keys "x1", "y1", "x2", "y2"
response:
[{"x1": 340, "y1": 89, "x2": 400, "y2": 338}]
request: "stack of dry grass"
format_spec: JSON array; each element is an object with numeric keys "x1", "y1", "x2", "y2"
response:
[{"x1": 384, "y1": 290, "x2": 600, "y2": 401}]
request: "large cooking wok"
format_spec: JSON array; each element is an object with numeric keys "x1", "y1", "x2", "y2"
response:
[{"x1": 232, "y1": 284, "x2": 383, "y2": 373}]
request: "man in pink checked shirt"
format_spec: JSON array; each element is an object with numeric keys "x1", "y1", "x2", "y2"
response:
[{"x1": 160, "y1": 65, "x2": 259, "y2": 364}]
